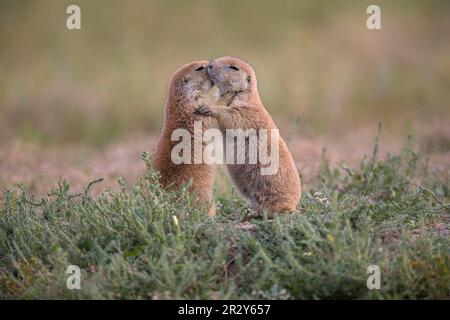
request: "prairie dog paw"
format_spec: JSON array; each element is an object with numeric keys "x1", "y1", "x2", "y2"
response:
[{"x1": 194, "y1": 105, "x2": 213, "y2": 117}]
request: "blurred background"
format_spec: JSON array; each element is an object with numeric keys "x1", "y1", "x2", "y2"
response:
[{"x1": 0, "y1": 0, "x2": 449, "y2": 193}]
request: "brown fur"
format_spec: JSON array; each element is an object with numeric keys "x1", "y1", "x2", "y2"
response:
[
  {"x1": 153, "y1": 61, "x2": 216, "y2": 216},
  {"x1": 195, "y1": 56, "x2": 301, "y2": 217}
]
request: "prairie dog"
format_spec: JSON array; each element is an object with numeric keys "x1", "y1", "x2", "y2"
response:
[
  {"x1": 153, "y1": 61, "x2": 216, "y2": 216},
  {"x1": 195, "y1": 56, "x2": 301, "y2": 217}
]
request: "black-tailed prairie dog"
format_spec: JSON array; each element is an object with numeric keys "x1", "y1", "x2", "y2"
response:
[
  {"x1": 195, "y1": 56, "x2": 301, "y2": 217},
  {"x1": 153, "y1": 60, "x2": 216, "y2": 216}
]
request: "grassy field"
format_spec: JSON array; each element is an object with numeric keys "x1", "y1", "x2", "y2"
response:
[
  {"x1": 1, "y1": 1, "x2": 449, "y2": 145},
  {"x1": 0, "y1": 1, "x2": 449, "y2": 299},
  {"x1": 1, "y1": 132, "x2": 449, "y2": 299}
]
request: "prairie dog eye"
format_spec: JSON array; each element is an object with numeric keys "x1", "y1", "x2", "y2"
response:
[
  {"x1": 229, "y1": 65, "x2": 239, "y2": 71},
  {"x1": 195, "y1": 66, "x2": 205, "y2": 71}
]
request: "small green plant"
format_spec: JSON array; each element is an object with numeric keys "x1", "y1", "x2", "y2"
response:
[{"x1": 0, "y1": 139, "x2": 449, "y2": 299}]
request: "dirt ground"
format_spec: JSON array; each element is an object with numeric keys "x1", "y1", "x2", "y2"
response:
[{"x1": 1, "y1": 126, "x2": 448, "y2": 198}]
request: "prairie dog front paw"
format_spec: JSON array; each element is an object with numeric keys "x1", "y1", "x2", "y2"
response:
[{"x1": 194, "y1": 105, "x2": 213, "y2": 117}]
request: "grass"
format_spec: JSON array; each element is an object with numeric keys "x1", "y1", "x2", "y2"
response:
[
  {"x1": 1, "y1": 0, "x2": 449, "y2": 145},
  {"x1": 0, "y1": 134, "x2": 449, "y2": 299}
]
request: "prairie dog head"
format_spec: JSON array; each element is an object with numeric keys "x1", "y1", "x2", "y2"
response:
[
  {"x1": 207, "y1": 56, "x2": 257, "y2": 96},
  {"x1": 167, "y1": 60, "x2": 213, "y2": 108}
]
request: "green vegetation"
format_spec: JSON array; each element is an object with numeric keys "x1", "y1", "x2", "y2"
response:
[
  {"x1": 0, "y1": 0, "x2": 448, "y2": 300},
  {"x1": 1, "y1": 137, "x2": 448, "y2": 299}
]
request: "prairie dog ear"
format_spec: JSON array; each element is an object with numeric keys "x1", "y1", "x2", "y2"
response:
[
  {"x1": 182, "y1": 76, "x2": 189, "y2": 85},
  {"x1": 246, "y1": 75, "x2": 251, "y2": 83}
]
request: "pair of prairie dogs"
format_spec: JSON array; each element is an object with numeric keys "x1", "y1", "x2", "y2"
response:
[{"x1": 153, "y1": 56, "x2": 301, "y2": 218}]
